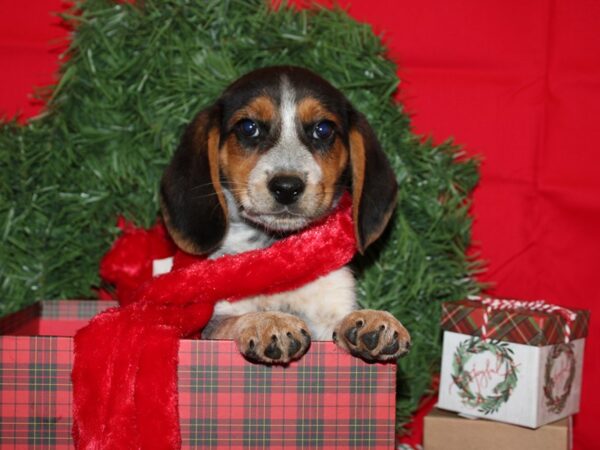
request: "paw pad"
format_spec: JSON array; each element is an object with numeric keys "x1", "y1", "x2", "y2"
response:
[
  {"x1": 235, "y1": 312, "x2": 311, "y2": 364},
  {"x1": 334, "y1": 310, "x2": 410, "y2": 362}
]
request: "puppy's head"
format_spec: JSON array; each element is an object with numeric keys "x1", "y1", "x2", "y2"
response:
[{"x1": 161, "y1": 66, "x2": 398, "y2": 254}]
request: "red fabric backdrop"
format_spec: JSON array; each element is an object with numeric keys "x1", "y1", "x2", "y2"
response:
[{"x1": 1, "y1": 1, "x2": 598, "y2": 448}]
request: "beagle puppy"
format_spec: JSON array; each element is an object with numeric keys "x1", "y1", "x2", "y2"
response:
[{"x1": 161, "y1": 66, "x2": 410, "y2": 364}]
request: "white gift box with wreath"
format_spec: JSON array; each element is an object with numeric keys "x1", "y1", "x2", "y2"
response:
[{"x1": 437, "y1": 298, "x2": 589, "y2": 428}]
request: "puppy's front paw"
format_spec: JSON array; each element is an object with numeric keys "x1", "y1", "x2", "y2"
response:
[
  {"x1": 333, "y1": 310, "x2": 411, "y2": 362},
  {"x1": 235, "y1": 312, "x2": 311, "y2": 364}
]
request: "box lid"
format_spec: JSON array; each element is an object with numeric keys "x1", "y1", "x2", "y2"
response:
[{"x1": 441, "y1": 299, "x2": 589, "y2": 346}]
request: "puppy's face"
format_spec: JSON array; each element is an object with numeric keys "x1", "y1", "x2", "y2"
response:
[
  {"x1": 219, "y1": 71, "x2": 350, "y2": 232},
  {"x1": 161, "y1": 66, "x2": 398, "y2": 254}
]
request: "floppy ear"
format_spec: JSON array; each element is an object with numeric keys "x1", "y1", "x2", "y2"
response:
[
  {"x1": 160, "y1": 106, "x2": 228, "y2": 255},
  {"x1": 348, "y1": 111, "x2": 398, "y2": 253}
]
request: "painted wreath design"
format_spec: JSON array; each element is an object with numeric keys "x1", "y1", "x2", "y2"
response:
[
  {"x1": 451, "y1": 338, "x2": 519, "y2": 415},
  {"x1": 543, "y1": 343, "x2": 576, "y2": 414}
]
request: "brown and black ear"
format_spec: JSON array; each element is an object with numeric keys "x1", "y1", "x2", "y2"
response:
[
  {"x1": 160, "y1": 106, "x2": 228, "y2": 255},
  {"x1": 348, "y1": 111, "x2": 398, "y2": 253}
]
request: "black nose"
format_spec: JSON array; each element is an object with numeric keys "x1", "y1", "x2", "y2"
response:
[{"x1": 268, "y1": 175, "x2": 305, "y2": 205}]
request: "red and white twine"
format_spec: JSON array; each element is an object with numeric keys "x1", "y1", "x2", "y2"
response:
[{"x1": 468, "y1": 296, "x2": 578, "y2": 343}]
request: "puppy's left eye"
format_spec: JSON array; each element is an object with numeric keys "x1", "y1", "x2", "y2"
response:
[
  {"x1": 312, "y1": 121, "x2": 335, "y2": 140},
  {"x1": 237, "y1": 119, "x2": 260, "y2": 138}
]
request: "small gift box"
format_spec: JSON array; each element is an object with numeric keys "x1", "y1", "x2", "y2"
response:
[
  {"x1": 437, "y1": 298, "x2": 590, "y2": 428},
  {"x1": 0, "y1": 300, "x2": 397, "y2": 449}
]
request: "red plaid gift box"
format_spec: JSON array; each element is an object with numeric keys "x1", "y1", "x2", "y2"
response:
[
  {"x1": 437, "y1": 298, "x2": 589, "y2": 429},
  {"x1": 0, "y1": 300, "x2": 397, "y2": 449}
]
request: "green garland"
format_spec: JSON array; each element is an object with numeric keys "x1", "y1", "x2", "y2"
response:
[
  {"x1": 0, "y1": 0, "x2": 480, "y2": 426},
  {"x1": 451, "y1": 338, "x2": 518, "y2": 415}
]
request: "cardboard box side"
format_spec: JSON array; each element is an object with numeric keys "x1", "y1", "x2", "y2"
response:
[{"x1": 424, "y1": 408, "x2": 570, "y2": 450}]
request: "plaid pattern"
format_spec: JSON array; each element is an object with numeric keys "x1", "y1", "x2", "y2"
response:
[
  {"x1": 0, "y1": 336, "x2": 73, "y2": 449},
  {"x1": 178, "y1": 340, "x2": 396, "y2": 449},
  {"x1": 441, "y1": 300, "x2": 590, "y2": 345},
  {"x1": 1, "y1": 301, "x2": 396, "y2": 449},
  {"x1": 35, "y1": 301, "x2": 117, "y2": 320}
]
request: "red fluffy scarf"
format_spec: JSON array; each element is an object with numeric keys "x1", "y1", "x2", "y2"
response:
[{"x1": 71, "y1": 194, "x2": 356, "y2": 449}]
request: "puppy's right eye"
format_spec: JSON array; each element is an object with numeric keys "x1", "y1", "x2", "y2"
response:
[
  {"x1": 237, "y1": 119, "x2": 260, "y2": 138},
  {"x1": 312, "y1": 120, "x2": 335, "y2": 140}
]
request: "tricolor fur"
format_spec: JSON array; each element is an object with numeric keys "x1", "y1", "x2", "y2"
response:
[{"x1": 161, "y1": 66, "x2": 410, "y2": 363}]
